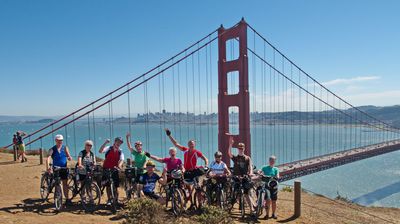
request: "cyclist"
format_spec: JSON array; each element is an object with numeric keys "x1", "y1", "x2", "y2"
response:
[
  {"x1": 138, "y1": 160, "x2": 167, "y2": 204},
  {"x1": 146, "y1": 147, "x2": 183, "y2": 173},
  {"x1": 166, "y1": 128, "x2": 208, "y2": 207},
  {"x1": 76, "y1": 140, "x2": 97, "y2": 203},
  {"x1": 206, "y1": 151, "x2": 231, "y2": 198},
  {"x1": 260, "y1": 155, "x2": 280, "y2": 219},
  {"x1": 227, "y1": 135, "x2": 256, "y2": 217},
  {"x1": 126, "y1": 132, "x2": 148, "y2": 183},
  {"x1": 16, "y1": 131, "x2": 28, "y2": 163},
  {"x1": 46, "y1": 134, "x2": 73, "y2": 205},
  {"x1": 99, "y1": 137, "x2": 125, "y2": 206}
]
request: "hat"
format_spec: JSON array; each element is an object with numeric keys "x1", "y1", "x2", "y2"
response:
[
  {"x1": 114, "y1": 137, "x2": 123, "y2": 143},
  {"x1": 146, "y1": 160, "x2": 156, "y2": 167},
  {"x1": 55, "y1": 134, "x2": 64, "y2": 141},
  {"x1": 214, "y1": 151, "x2": 223, "y2": 157},
  {"x1": 85, "y1": 140, "x2": 93, "y2": 146}
]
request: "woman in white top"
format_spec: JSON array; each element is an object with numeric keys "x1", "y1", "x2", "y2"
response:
[{"x1": 209, "y1": 151, "x2": 231, "y2": 178}]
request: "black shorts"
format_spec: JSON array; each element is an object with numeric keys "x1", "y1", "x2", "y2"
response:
[
  {"x1": 144, "y1": 191, "x2": 161, "y2": 200},
  {"x1": 265, "y1": 187, "x2": 278, "y2": 201},
  {"x1": 55, "y1": 168, "x2": 69, "y2": 180},
  {"x1": 233, "y1": 176, "x2": 253, "y2": 194},
  {"x1": 184, "y1": 168, "x2": 204, "y2": 181},
  {"x1": 78, "y1": 174, "x2": 87, "y2": 181},
  {"x1": 102, "y1": 170, "x2": 120, "y2": 188}
]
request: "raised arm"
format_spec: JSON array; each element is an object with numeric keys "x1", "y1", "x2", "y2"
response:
[
  {"x1": 227, "y1": 135, "x2": 234, "y2": 159},
  {"x1": 126, "y1": 133, "x2": 134, "y2": 153},
  {"x1": 165, "y1": 129, "x2": 185, "y2": 151},
  {"x1": 99, "y1": 139, "x2": 110, "y2": 153}
]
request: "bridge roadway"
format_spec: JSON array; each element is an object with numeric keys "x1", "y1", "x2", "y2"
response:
[{"x1": 278, "y1": 139, "x2": 400, "y2": 182}]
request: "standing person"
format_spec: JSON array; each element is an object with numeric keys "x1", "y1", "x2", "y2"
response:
[
  {"x1": 76, "y1": 140, "x2": 96, "y2": 203},
  {"x1": 166, "y1": 128, "x2": 208, "y2": 207},
  {"x1": 46, "y1": 134, "x2": 73, "y2": 205},
  {"x1": 227, "y1": 135, "x2": 256, "y2": 217},
  {"x1": 16, "y1": 131, "x2": 28, "y2": 162},
  {"x1": 146, "y1": 147, "x2": 183, "y2": 172},
  {"x1": 206, "y1": 151, "x2": 231, "y2": 197},
  {"x1": 260, "y1": 155, "x2": 280, "y2": 219},
  {"x1": 138, "y1": 160, "x2": 167, "y2": 204},
  {"x1": 12, "y1": 134, "x2": 18, "y2": 160},
  {"x1": 126, "y1": 132, "x2": 148, "y2": 174},
  {"x1": 99, "y1": 137, "x2": 125, "y2": 206}
]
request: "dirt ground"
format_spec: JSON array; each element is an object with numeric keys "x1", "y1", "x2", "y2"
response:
[{"x1": 0, "y1": 153, "x2": 399, "y2": 224}]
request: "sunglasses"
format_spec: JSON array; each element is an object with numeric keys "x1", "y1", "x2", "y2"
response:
[{"x1": 86, "y1": 144, "x2": 93, "y2": 147}]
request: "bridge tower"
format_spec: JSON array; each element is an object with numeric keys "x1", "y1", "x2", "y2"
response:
[{"x1": 218, "y1": 19, "x2": 251, "y2": 165}]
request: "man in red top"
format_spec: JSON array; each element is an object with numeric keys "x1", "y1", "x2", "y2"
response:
[
  {"x1": 166, "y1": 128, "x2": 208, "y2": 208},
  {"x1": 99, "y1": 137, "x2": 125, "y2": 206}
]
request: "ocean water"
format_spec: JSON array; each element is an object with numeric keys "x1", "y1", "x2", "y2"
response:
[{"x1": 1, "y1": 122, "x2": 399, "y2": 208}]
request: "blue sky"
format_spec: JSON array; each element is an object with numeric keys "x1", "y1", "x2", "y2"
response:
[{"x1": 1, "y1": 0, "x2": 400, "y2": 116}]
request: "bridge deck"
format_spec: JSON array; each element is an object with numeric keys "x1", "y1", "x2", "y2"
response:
[{"x1": 278, "y1": 140, "x2": 400, "y2": 182}]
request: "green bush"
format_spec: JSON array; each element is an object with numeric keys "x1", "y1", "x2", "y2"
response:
[
  {"x1": 194, "y1": 206, "x2": 232, "y2": 224},
  {"x1": 123, "y1": 198, "x2": 166, "y2": 224},
  {"x1": 281, "y1": 185, "x2": 293, "y2": 192}
]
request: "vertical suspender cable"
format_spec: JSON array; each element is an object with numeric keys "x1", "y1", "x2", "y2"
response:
[
  {"x1": 72, "y1": 114, "x2": 77, "y2": 157},
  {"x1": 198, "y1": 44, "x2": 203, "y2": 149},
  {"x1": 92, "y1": 104, "x2": 96, "y2": 156},
  {"x1": 209, "y1": 37, "x2": 214, "y2": 148}
]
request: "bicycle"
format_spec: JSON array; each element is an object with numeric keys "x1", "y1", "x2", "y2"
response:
[
  {"x1": 124, "y1": 166, "x2": 143, "y2": 200},
  {"x1": 39, "y1": 166, "x2": 69, "y2": 211},
  {"x1": 226, "y1": 175, "x2": 253, "y2": 218},
  {"x1": 161, "y1": 169, "x2": 185, "y2": 217},
  {"x1": 205, "y1": 175, "x2": 230, "y2": 210},
  {"x1": 67, "y1": 163, "x2": 101, "y2": 212},
  {"x1": 100, "y1": 167, "x2": 120, "y2": 213},
  {"x1": 182, "y1": 167, "x2": 209, "y2": 210},
  {"x1": 255, "y1": 174, "x2": 279, "y2": 218}
]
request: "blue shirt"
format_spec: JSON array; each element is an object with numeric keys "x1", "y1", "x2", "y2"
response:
[
  {"x1": 139, "y1": 172, "x2": 160, "y2": 193},
  {"x1": 51, "y1": 145, "x2": 67, "y2": 167}
]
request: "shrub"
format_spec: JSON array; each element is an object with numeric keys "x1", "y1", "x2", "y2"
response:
[
  {"x1": 194, "y1": 206, "x2": 232, "y2": 224},
  {"x1": 123, "y1": 198, "x2": 166, "y2": 224},
  {"x1": 281, "y1": 185, "x2": 293, "y2": 192}
]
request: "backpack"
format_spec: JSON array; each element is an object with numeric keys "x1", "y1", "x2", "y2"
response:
[{"x1": 105, "y1": 146, "x2": 121, "y2": 158}]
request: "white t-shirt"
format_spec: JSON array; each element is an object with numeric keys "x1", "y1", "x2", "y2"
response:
[{"x1": 210, "y1": 161, "x2": 227, "y2": 175}]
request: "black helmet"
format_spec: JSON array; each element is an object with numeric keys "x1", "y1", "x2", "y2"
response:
[{"x1": 114, "y1": 137, "x2": 124, "y2": 143}]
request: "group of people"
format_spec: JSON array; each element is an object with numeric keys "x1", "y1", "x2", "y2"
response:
[
  {"x1": 12, "y1": 131, "x2": 28, "y2": 162},
  {"x1": 43, "y1": 128, "x2": 280, "y2": 219}
]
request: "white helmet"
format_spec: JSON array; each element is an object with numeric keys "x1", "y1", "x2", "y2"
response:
[{"x1": 55, "y1": 134, "x2": 64, "y2": 141}]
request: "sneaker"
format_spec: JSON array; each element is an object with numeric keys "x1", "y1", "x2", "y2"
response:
[
  {"x1": 271, "y1": 214, "x2": 277, "y2": 219},
  {"x1": 106, "y1": 200, "x2": 112, "y2": 206},
  {"x1": 263, "y1": 214, "x2": 269, "y2": 219},
  {"x1": 65, "y1": 199, "x2": 73, "y2": 206}
]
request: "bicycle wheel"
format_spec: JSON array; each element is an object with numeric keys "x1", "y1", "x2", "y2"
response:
[
  {"x1": 225, "y1": 185, "x2": 235, "y2": 212},
  {"x1": 240, "y1": 191, "x2": 245, "y2": 218},
  {"x1": 81, "y1": 181, "x2": 101, "y2": 212},
  {"x1": 217, "y1": 189, "x2": 226, "y2": 210},
  {"x1": 40, "y1": 173, "x2": 50, "y2": 201},
  {"x1": 54, "y1": 183, "x2": 63, "y2": 211},
  {"x1": 193, "y1": 189, "x2": 209, "y2": 210},
  {"x1": 256, "y1": 189, "x2": 264, "y2": 218},
  {"x1": 124, "y1": 179, "x2": 132, "y2": 200},
  {"x1": 110, "y1": 182, "x2": 118, "y2": 213},
  {"x1": 171, "y1": 188, "x2": 184, "y2": 217}
]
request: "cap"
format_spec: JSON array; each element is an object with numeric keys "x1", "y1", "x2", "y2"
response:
[
  {"x1": 114, "y1": 137, "x2": 123, "y2": 143},
  {"x1": 55, "y1": 134, "x2": 64, "y2": 141}
]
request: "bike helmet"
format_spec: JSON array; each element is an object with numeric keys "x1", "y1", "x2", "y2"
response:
[{"x1": 171, "y1": 170, "x2": 182, "y2": 179}]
